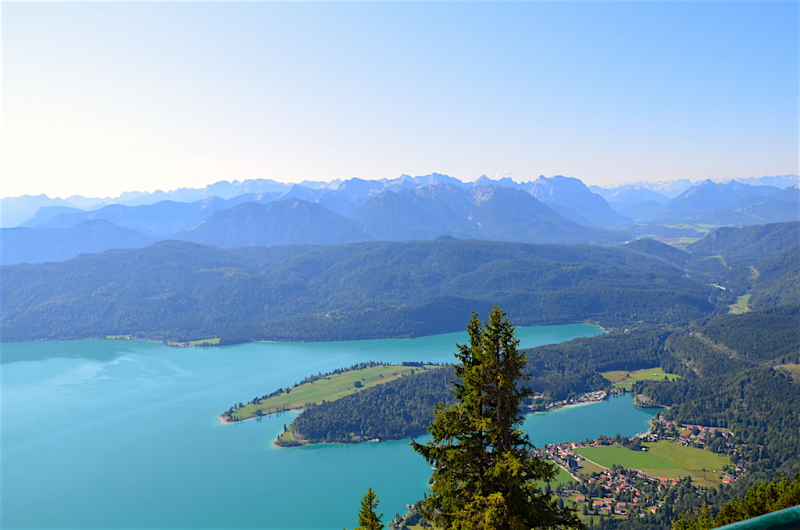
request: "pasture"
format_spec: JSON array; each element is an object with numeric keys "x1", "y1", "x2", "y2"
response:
[
  {"x1": 600, "y1": 367, "x2": 681, "y2": 391},
  {"x1": 728, "y1": 294, "x2": 751, "y2": 314},
  {"x1": 574, "y1": 441, "x2": 730, "y2": 487}
]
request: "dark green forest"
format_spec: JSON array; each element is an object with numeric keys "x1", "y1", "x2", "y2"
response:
[
  {"x1": 2, "y1": 238, "x2": 716, "y2": 343},
  {"x1": 286, "y1": 366, "x2": 456, "y2": 444}
]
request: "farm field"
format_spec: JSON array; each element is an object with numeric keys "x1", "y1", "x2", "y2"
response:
[
  {"x1": 223, "y1": 364, "x2": 442, "y2": 421},
  {"x1": 729, "y1": 294, "x2": 751, "y2": 314},
  {"x1": 600, "y1": 367, "x2": 681, "y2": 391},
  {"x1": 576, "y1": 459, "x2": 607, "y2": 478},
  {"x1": 574, "y1": 441, "x2": 730, "y2": 487},
  {"x1": 189, "y1": 338, "x2": 221, "y2": 346}
]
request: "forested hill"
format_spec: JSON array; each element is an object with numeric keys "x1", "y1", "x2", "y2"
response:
[
  {"x1": 637, "y1": 306, "x2": 800, "y2": 495},
  {"x1": 1, "y1": 238, "x2": 715, "y2": 343},
  {"x1": 622, "y1": 222, "x2": 799, "y2": 309}
]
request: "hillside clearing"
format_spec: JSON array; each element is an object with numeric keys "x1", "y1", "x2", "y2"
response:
[{"x1": 600, "y1": 367, "x2": 681, "y2": 391}]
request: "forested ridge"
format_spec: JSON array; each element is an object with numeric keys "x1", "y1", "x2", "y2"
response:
[{"x1": 2, "y1": 238, "x2": 715, "y2": 343}]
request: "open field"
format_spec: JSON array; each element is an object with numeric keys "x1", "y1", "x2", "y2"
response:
[
  {"x1": 576, "y1": 458, "x2": 607, "y2": 478},
  {"x1": 729, "y1": 294, "x2": 751, "y2": 314},
  {"x1": 663, "y1": 224, "x2": 717, "y2": 233},
  {"x1": 549, "y1": 465, "x2": 577, "y2": 486},
  {"x1": 189, "y1": 338, "x2": 220, "y2": 346},
  {"x1": 600, "y1": 367, "x2": 681, "y2": 391},
  {"x1": 574, "y1": 441, "x2": 730, "y2": 487},
  {"x1": 224, "y1": 364, "x2": 442, "y2": 421},
  {"x1": 664, "y1": 237, "x2": 703, "y2": 246},
  {"x1": 164, "y1": 337, "x2": 221, "y2": 347},
  {"x1": 777, "y1": 364, "x2": 800, "y2": 382}
]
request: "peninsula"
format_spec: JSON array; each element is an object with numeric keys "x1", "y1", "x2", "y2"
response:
[{"x1": 220, "y1": 362, "x2": 443, "y2": 424}]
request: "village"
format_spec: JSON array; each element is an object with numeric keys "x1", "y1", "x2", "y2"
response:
[
  {"x1": 530, "y1": 388, "x2": 615, "y2": 412},
  {"x1": 532, "y1": 415, "x2": 751, "y2": 521}
]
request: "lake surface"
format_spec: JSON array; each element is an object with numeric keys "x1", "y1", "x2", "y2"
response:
[{"x1": 1, "y1": 324, "x2": 657, "y2": 530}]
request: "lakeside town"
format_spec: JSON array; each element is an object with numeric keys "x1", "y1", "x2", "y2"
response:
[
  {"x1": 533, "y1": 415, "x2": 751, "y2": 522},
  {"x1": 530, "y1": 389, "x2": 615, "y2": 412}
]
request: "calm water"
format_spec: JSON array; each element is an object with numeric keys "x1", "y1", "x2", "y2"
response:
[{"x1": 1, "y1": 324, "x2": 656, "y2": 530}]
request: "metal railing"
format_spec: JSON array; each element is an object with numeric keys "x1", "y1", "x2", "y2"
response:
[{"x1": 716, "y1": 505, "x2": 800, "y2": 530}]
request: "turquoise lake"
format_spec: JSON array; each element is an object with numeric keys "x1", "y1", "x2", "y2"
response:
[{"x1": 1, "y1": 324, "x2": 658, "y2": 529}]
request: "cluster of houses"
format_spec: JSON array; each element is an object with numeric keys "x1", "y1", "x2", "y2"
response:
[
  {"x1": 574, "y1": 468, "x2": 686, "y2": 516},
  {"x1": 532, "y1": 418, "x2": 751, "y2": 519},
  {"x1": 645, "y1": 417, "x2": 746, "y2": 484},
  {"x1": 534, "y1": 389, "x2": 609, "y2": 411}
]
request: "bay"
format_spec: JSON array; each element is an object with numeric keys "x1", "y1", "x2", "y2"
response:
[{"x1": 1, "y1": 324, "x2": 655, "y2": 530}]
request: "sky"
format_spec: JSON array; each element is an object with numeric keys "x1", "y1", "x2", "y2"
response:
[{"x1": 3, "y1": 1, "x2": 799, "y2": 199}]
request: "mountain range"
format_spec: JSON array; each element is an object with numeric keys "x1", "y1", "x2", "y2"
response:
[
  {"x1": 2, "y1": 173, "x2": 797, "y2": 267},
  {"x1": 7, "y1": 173, "x2": 796, "y2": 228},
  {"x1": 1, "y1": 183, "x2": 628, "y2": 265},
  {"x1": 5, "y1": 221, "x2": 795, "y2": 344}
]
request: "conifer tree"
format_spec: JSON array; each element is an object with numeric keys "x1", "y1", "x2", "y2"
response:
[
  {"x1": 411, "y1": 306, "x2": 582, "y2": 530},
  {"x1": 354, "y1": 487, "x2": 383, "y2": 530}
]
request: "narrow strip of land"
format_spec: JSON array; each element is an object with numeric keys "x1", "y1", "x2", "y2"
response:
[{"x1": 221, "y1": 363, "x2": 442, "y2": 423}]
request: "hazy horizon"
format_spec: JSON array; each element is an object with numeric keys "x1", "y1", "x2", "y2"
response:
[
  {"x1": 4, "y1": 172, "x2": 800, "y2": 203},
  {"x1": 4, "y1": 1, "x2": 798, "y2": 199}
]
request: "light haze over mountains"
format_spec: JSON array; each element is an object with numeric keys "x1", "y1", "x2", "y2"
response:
[{"x1": 2, "y1": 173, "x2": 798, "y2": 266}]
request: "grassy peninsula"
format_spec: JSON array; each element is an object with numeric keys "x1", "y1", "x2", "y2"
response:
[{"x1": 220, "y1": 362, "x2": 443, "y2": 423}]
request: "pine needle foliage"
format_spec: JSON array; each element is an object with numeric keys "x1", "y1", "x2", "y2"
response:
[
  {"x1": 411, "y1": 306, "x2": 583, "y2": 530},
  {"x1": 353, "y1": 487, "x2": 383, "y2": 530},
  {"x1": 673, "y1": 473, "x2": 800, "y2": 530}
]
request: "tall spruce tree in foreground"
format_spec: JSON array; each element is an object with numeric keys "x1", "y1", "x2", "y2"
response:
[
  {"x1": 352, "y1": 487, "x2": 383, "y2": 530},
  {"x1": 411, "y1": 306, "x2": 583, "y2": 530}
]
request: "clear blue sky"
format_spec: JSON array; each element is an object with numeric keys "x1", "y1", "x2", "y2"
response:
[{"x1": 3, "y1": 1, "x2": 798, "y2": 198}]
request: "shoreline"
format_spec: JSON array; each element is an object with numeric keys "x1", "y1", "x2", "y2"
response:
[
  {"x1": 220, "y1": 408, "x2": 301, "y2": 425},
  {"x1": 538, "y1": 399, "x2": 604, "y2": 413},
  {"x1": 1, "y1": 321, "x2": 606, "y2": 348},
  {"x1": 270, "y1": 395, "x2": 620, "y2": 449}
]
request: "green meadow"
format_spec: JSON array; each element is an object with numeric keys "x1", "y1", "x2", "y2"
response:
[
  {"x1": 575, "y1": 441, "x2": 730, "y2": 487},
  {"x1": 728, "y1": 294, "x2": 751, "y2": 314},
  {"x1": 548, "y1": 465, "x2": 577, "y2": 486},
  {"x1": 189, "y1": 338, "x2": 221, "y2": 346},
  {"x1": 224, "y1": 364, "x2": 442, "y2": 421},
  {"x1": 600, "y1": 367, "x2": 681, "y2": 391}
]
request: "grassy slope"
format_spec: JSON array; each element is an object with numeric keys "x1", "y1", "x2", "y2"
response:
[
  {"x1": 776, "y1": 363, "x2": 800, "y2": 381},
  {"x1": 224, "y1": 365, "x2": 441, "y2": 421},
  {"x1": 600, "y1": 367, "x2": 681, "y2": 391},
  {"x1": 550, "y1": 465, "x2": 577, "y2": 486},
  {"x1": 728, "y1": 294, "x2": 751, "y2": 314},
  {"x1": 574, "y1": 441, "x2": 729, "y2": 487}
]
